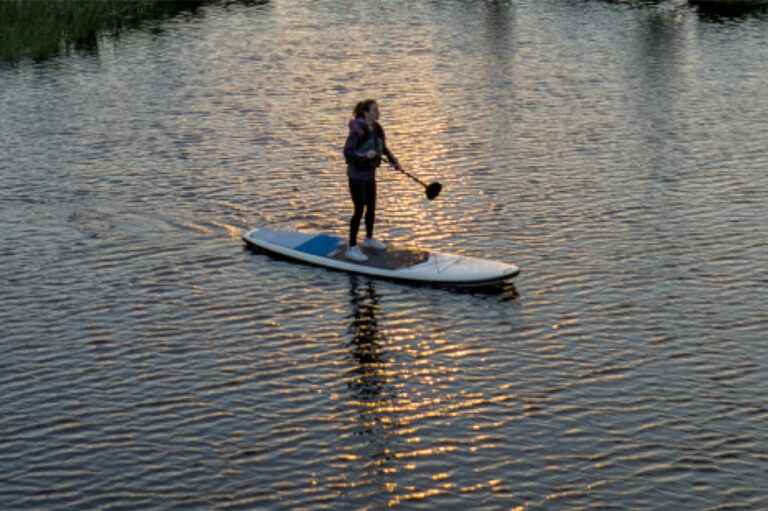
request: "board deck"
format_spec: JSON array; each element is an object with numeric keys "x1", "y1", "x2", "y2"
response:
[
  {"x1": 242, "y1": 227, "x2": 519, "y2": 287},
  {"x1": 329, "y1": 243, "x2": 430, "y2": 270}
]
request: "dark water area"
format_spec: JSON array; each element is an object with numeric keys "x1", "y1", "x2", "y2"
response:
[{"x1": 2, "y1": 1, "x2": 768, "y2": 509}]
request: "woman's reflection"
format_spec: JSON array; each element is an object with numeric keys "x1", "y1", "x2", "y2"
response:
[
  {"x1": 346, "y1": 275, "x2": 390, "y2": 429},
  {"x1": 344, "y1": 274, "x2": 401, "y2": 505}
]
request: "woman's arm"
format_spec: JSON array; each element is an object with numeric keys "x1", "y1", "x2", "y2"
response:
[{"x1": 382, "y1": 144, "x2": 399, "y2": 167}]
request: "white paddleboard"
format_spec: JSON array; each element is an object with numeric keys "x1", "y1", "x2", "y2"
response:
[{"x1": 242, "y1": 227, "x2": 519, "y2": 287}]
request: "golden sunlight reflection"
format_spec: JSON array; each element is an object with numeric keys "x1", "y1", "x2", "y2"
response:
[
  {"x1": 381, "y1": 106, "x2": 457, "y2": 248},
  {"x1": 330, "y1": 276, "x2": 515, "y2": 506}
]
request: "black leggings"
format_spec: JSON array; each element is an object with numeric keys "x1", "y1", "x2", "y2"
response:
[{"x1": 349, "y1": 178, "x2": 376, "y2": 247}]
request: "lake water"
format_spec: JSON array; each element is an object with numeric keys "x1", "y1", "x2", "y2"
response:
[{"x1": 2, "y1": 1, "x2": 768, "y2": 509}]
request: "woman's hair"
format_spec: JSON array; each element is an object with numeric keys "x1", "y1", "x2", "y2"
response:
[{"x1": 353, "y1": 99, "x2": 377, "y2": 118}]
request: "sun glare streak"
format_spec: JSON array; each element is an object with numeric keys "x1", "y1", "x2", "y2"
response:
[{"x1": 332, "y1": 275, "x2": 518, "y2": 508}]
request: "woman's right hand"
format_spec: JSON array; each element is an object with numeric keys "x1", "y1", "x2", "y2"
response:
[{"x1": 365, "y1": 150, "x2": 377, "y2": 159}]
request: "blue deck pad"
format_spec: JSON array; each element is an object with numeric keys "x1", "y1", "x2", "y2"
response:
[{"x1": 294, "y1": 234, "x2": 344, "y2": 257}]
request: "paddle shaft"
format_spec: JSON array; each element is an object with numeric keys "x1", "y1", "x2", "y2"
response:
[
  {"x1": 382, "y1": 156, "x2": 428, "y2": 189},
  {"x1": 398, "y1": 168, "x2": 429, "y2": 189}
]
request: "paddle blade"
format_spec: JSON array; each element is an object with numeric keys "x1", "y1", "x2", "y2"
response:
[{"x1": 425, "y1": 182, "x2": 442, "y2": 200}]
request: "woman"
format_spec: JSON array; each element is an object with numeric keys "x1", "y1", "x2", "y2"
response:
[{"x1": 343, "y1": 99, "x2": 402, "y2": 262}]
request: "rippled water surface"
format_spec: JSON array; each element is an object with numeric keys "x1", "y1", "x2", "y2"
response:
[{"x1": 2, "y1": 1, "x2": 768, "y2": 509}]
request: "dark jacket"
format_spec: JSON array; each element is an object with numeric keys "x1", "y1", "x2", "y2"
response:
[{"x1": 343, "y1": 117, "x2": 397, "y2": 181}]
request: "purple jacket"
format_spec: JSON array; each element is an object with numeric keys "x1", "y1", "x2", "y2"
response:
[{"x1": 343, "y1": 117, "x2": 397, "y2": 181}]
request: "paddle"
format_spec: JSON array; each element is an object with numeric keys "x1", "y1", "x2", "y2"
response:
[{"x1": 384, "y1": 157, "x2": 442, "y2": 200}]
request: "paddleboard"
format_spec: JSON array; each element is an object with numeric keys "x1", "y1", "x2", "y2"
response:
[{"x1": 242, "y1": 227, "x2": 519, "y2": 287}]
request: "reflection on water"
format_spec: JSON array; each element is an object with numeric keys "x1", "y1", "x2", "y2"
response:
[
  {"x1": 347, "y1": 276, "x2": 390, "y2": 434},
  {"x1": 345, "y1": 276, "x2": 397, "y2": 503},
  {"x1": 347, "y1": 276, "x2": 385, "y2": 390},
  {"x1": 341, "y1": 275, "x2": 523, "y2": 507}
]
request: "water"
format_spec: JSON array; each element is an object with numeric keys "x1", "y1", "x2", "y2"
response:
[{"x1": 2, "y1": 1, "x2": 768, "y2": 509}]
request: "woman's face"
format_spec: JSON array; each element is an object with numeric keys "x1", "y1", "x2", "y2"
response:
[{"x1": 365, "y1": 102, "x2": 380, "y2": 123}]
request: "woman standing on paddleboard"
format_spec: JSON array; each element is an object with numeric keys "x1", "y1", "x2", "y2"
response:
[{"x1": 343, "y1": 99, "x2": 402, "y2": 262}]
